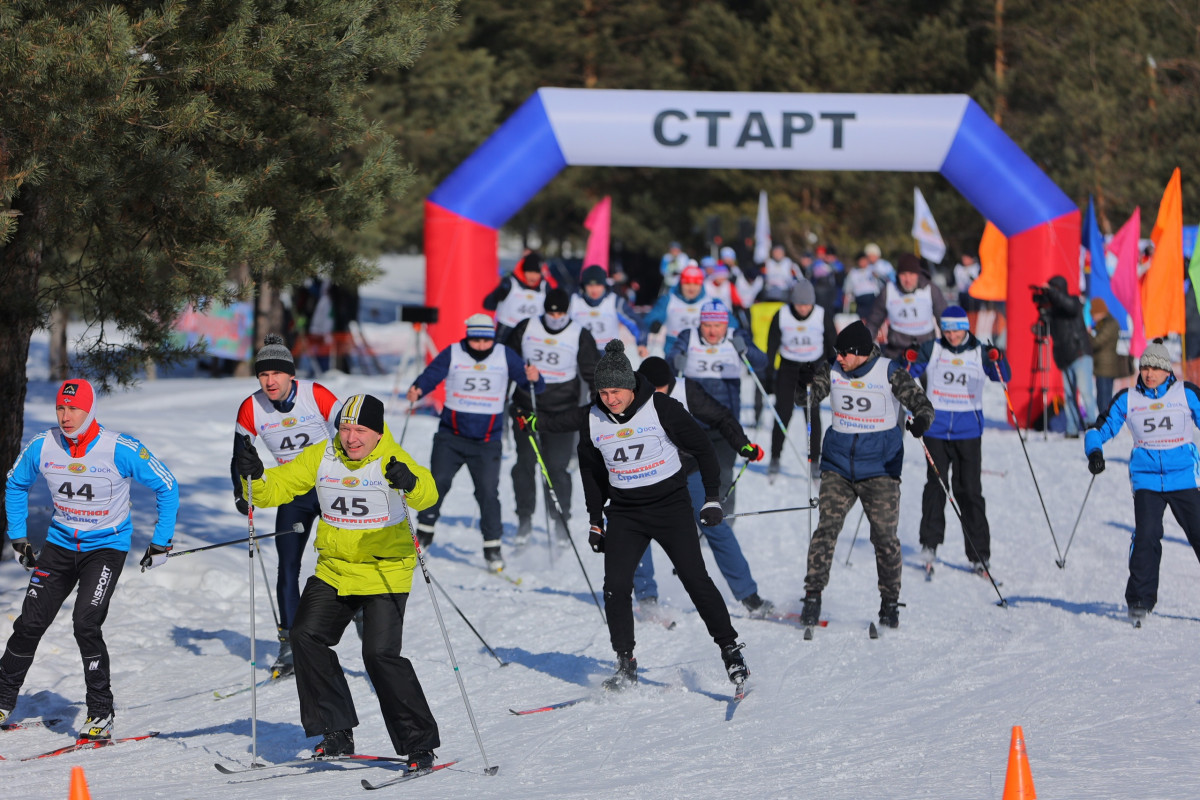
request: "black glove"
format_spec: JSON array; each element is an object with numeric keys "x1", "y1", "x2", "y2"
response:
[
  {"x1": 740, "y1": 443, "x2": 764, "y2": 462},
  {"x1": 906, "y1": 414, "x2": 930, "y2": 439},
  {"x1": 234, "y1": 497, "x2": 250, "y2": 516},
  {"x1": 1088, "y1": 450, "x2": 1105, "y2": 475},
  {"x1": 732, "y1": 335, "x2": 748, "y2": 356},
  {"x1": 385, "y1": 456, "x2": 418, "y2": 493},
  {"x1": 236, "y1": 436, "x2": 264, "y2": 480},
  {"x1": 516, "y1": 413, "x2": 538, "y2": 434},
  {"x1": 140, "y1": 543, "x2": 171, "y2": 572},
  {"x1": 699, "y1": 500, "x2": 723, "y2": 527},
  {"x1": 12, "y1": 539, "x2": 36, "y2": 570},
  {"x1": 588, "y1": 524, "x2": 605, "y2": 553}
]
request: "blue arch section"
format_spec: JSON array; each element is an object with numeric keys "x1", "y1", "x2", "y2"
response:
[
  {"x1": 938, "y1": 99, "x2": 1076, "y2": 237},
  {"x1": 429, "y1": 92, "x2": 567, "y2": 230}
]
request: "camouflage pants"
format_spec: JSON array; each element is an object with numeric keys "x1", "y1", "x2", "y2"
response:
[{"x1": 804, "y1": 472, "x2": 902, "y2": 602}]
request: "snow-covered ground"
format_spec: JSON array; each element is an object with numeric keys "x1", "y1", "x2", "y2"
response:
[{"x1": 5, "y1": 308, "x2": 1200, "y2": 798}]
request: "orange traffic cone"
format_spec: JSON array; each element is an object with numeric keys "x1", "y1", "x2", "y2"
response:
[
  {"x1": 68, "y1": 765, "x2": 91, "y2": 800},
  {"x1": 1002, "y1": 725, "x2": 1036, "y2": 800}
]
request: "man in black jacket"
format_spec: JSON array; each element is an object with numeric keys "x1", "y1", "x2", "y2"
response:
[
  {"x1": 536, "y1": 340, "x2": 748, "y2": 692},
  {"x1": 1039, "y1": 276, "x2": 1098, "y2": 437},
  {"x1": 507, "y1": 288, "x2": 599, "y2": 544}
]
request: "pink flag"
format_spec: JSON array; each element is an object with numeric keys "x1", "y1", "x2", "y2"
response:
[
  {"x1": 583, "y1": 196, "x2": 612, "y2": 273},
  {"x1": 1107, "y1": 208, "x2": 1146, "y2": 357}
]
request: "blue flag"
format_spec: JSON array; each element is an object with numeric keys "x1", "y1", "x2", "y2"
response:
[{"x1": 1085, "y1": 196, "x2": 1127, "y2": 331}]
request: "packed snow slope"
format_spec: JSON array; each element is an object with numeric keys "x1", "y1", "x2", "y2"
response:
[{"x1": 3, "y1": 369, "x2": 1200, "y2": 799}]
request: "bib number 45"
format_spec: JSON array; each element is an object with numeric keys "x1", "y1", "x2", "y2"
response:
[{"x1": 330, "y1": 496, "x2": 370, "y2": 516}]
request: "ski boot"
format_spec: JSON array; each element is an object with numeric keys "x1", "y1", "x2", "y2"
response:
[
  {"x1": 483, "y1": 542, "x2": 505, "y2": 573},
  {"x1": 78, "y1": 710, "x2": 114, "y2": 742},
  {"x1": 515, "y1": 517, "x2": 533, "y2": 547},
  {"x1": 602, "y1": 651, "x2": 637, "y2": 691},
  {"x1": 271, "y1": 628, "x2": 294, "y2": 679},
  {"x1": 720, "y1": 642, "x2": 749, "y2": 686},
  {"x1": 314, "y1": 729, "x2": 354, "y2": 757},
  {"x1": 407, "y1": 749, "x2": 435, "y2": 772},
  {"x1": 416, "y1": 523, "x2": 435, "y2": 550},
  {"x1": 741, "y1": 593, "x2": 775, "y2": 619},
  {"x1": 921, "y1": 546, "x2": 936, "y2": 580},
  {"x1": 0, "y1": 707, "x2": 11, "y2": 726},
  {"x1": 799, "y1": 591, "x2": 822, "y2": 627},
  {"x1": 878, "y1": 599, "x2": 903, "y2": 629}
]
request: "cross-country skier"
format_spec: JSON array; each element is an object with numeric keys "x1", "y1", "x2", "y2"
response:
[
  {"x1": 764, "y1": 278, "x2": 837, "y2": 482},
  {"x1": 568, "y1": 264, "x2": 642, "y2": 351},
  {"x1": 406, "y1": 313, "x2": 544, "y2": 572},
  {"x1": 906, "y1": 306, "x2": 1009, "y2": 578},
  {"x1": 537, "y1": 340, "x2": 749, "y2": 691},
  {"x1": 508, "y1": 288, "x2": 599, "y2": 545},
  {"x1": 630, "y1": 357, "x2": 773, "y2": 618},
  {"x1": 483, "y1": 251, "x2": 550, "y2": 344},
  {"x1": 1084, "y1": 338, "x2": 1200, "y2": 624},
  {"x1": 641, "y1": 264, "x2": 731, "y2": 356},
  {"x1": 667, "y1": 299, "x2": 767, "y2": 516},
  {"x1": 800, "y1": 321, "x2": 935, "y2": 630},
  {"x1": 0, "y1": 380, "x2": 179, "y2": 742},
  {"x1": 863, "y1": 253, "x2": 948, "y2": 360},
  {"x1": 231, "y1": 334, "x2": 340, "y2": 678},
  {"x1": 235, "y1": 394, "x2": 441, "y2": 768}
]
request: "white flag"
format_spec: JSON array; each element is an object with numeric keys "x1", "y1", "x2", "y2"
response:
[
  {"x1": 912, "y1": 188, "x2": 946, "y2": 264},
  {"x1": 753, "y1": 190, "x2": 771, "y2": 264}
]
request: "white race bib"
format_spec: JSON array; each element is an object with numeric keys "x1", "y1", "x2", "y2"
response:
[{"x1": 830, "y1": 358, "x2": 901, "y2": 433}]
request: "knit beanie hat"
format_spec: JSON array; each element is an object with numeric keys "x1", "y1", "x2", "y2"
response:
[
  {"x1": 254, "y1": 333, "x2": 295, "y2": 376},
  {"x1": 465, "y1": 313, "x2": 496, "y2": 340},
  {"x1": 700, "y1": 299, "x2": 729, "y2": 324},
  {"x1": 636, "y1": 356, "x2": 673, "y2": 389},
  {"x1": 835, "y1": 320, "x2": 874, "y2": 356},
  {"x1": 544, "y1": 287, "x2": 571, "y2": 313},
  {"x1": 790, "y1": 279, "x2": 816, "y2": 306},
  {"x1": 516, "y1": 251, "x2": 542, "y2": 277},
  {"x1": 1140, "y1": 338, "x2": 1172, "y2": 372},
  {"x1": 56, "y1": 379, "x2": 97, "y2": 440},
  {"x1": 897, "y1": 253, "x2": 922, "y2": 275},
  {"x1": 338, "y1": 394, "x2": 385, "y2": 435},
  {"x1": 680, "y1": 265, "x2": 705, "y2": 285},
  {"x1": 940, "y1": 305, "x2": 970, "y2": 331},
  {"x1": 594, "y1": 339, "x2": 637, "y2": 391},
  {"x1": 580, "y1": 265, "x2": 608, "y2": 286}
]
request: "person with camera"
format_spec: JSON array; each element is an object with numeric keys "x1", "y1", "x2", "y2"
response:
[
  {"x1": 1035, "y1": 276, "x2": 1098, "y2": 437},
  {"x1": 1084, "y1": 339, "x2": 1200, "y2": 624}
]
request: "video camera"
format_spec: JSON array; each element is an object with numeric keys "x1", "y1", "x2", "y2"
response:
[{"x1": 1029, "y1": 284, "x2": 1051, "y2": 307}]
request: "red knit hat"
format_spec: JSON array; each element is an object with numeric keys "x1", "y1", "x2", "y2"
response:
[{"x1": 57, "y1": 379, "x2": 95, "y2": 412}]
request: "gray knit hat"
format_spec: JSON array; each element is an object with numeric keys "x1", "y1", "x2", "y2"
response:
[
  {"x1": 254, "y1": 333, "x2": 295, "y2": 376},
  {"x1": 791, "y1": 279, "x2": 816, "y2": 306},
  {"x1": 594, "y1": 339, "x2": 637, "y2": 391},
  {"x1": 1140, "y1": 338, "x2": 1172, "y2": 372}
]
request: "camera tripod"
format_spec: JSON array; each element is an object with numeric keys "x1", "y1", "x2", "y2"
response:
[{"x1": 1027, "y1": 308, "x2": 1053, "y2": 439}]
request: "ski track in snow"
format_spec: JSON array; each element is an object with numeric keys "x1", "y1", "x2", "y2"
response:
[{"x1": 3, "y1": 349, "x2": 1200, "y2": 798}]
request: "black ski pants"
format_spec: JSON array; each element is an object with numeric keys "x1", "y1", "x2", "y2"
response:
[
  {"x1": 919, "y1": 436, "x2": 991, "y2": 563},
  {"x1": 0, "y1": 543, "x2": 126, "y2": 715},
  {"x1": 416, "y1": 431, "x2": 502, "y2": 544},
  {"x1": 512, "y1": 423, "x2": 576, "y2": 525},
  {"x1": 1127, "y1": 488, "x2": 1200, "y2": 611},
  {"x1": 601, "y1": 488, "x2": 738, "y2": 655},
  {"x1": 291, "y1": 576, "x2": 440, "y2": 755},
  {"x1": 771, "y1": 358, "x2": 823, "y2": 465}
]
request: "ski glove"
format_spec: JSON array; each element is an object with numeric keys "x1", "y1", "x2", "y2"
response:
[
  {"x1": 1087, "y1": 450, "x2": 1105, "y2": 475},
  {"x1": 699, "y1": 501, "x2": 724, "y2": 527},
  {"x1": 740, "y1": 443, "x2": 765, "y2": 462},
  {"x1": 140, "y1": 543, "x2": 171, "y2": 572},
  {"x1": 904, "y1": 349, "x2": 919, "y2": 363},
  {"x1": 986, "y1": 347, "x2": 1002, "y2": 362},
  {"x1": 234, "y1": 497, "x2": 250, "y2": 516},
  {"x1": 732, "y1": 335, "x2": 749, "y2": 356},
  {"x1": 588, "y1": 524, "x2": 605, "y2": 553},
  {"x1": 516, "y1": 413, "x2": 537, "y2": 434},
  {"x1": 236, "y1": 436, "x2": 264, "y2": 480},
  {"x1": 11, "y1": 538, "x2": 36, "y2": 570},
  {"x1": 906, "y1": 414, "x2": 931, "y2": 439},
  {"x1": 385, "y1": 456, "x2": 418, "y2": 493}
]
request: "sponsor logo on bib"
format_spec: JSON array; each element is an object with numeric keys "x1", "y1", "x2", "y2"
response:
[
  {"x1": 69, "y1": 463, "x2": 87, "y2": 474},
  {"x1": 951, "y1": 359, "x2": 963, "y2": 366},
  {"x1": 473, "y1": 363, "x2": 487, "y2": 371},
  {"x1": 545, "y1": 338, "x2": 557, "y2": 345},
  {"x1": 706, "y1": 347, "x2": 718, "y2": 354},
  {"x1": 1150, "y1": 402, "x2": 1164, "y2": 410},
  {"x1": 342, "y1": 477, "x2": 360, "y2": 487},
  {"x1": 282, "y1": 417, "x2": 298, "y2": 428},
  {"x1": 851, "y1": 381, "x2": 865, "y2": 389},
  {"x1": 617, "y1": 428, "x2": 634, "y2": 439}
]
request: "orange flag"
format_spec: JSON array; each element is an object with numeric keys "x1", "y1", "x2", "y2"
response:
[
  {"x1": 1141, "y1": 168, "x2": 1185, "y2": 339},
  {"x1": 969, "y1": 221, "x2": 1008, "y2": 301}
]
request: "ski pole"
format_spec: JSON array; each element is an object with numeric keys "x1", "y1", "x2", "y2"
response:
[
  {"x1": 723, "y1": 458, "x2": 751, "y2": 504},
  {"x1": 525, "y1": 424, "x2": 607, "y2": 624},
  {"x1": 527, "y1": 375, "x2": 554, "y2": 565},
  {"x1": 399, "y1": 399, "x2": 415, "y2": 449},
  {"x1": 245, "y1": 477, "x2": 262, "y2": 766},
  {"x1": 1058, "y1": 473, "x2": 1097, "y2": 568},
  {"x1": 427, "y1": 570, "x2": 509, "y2": 667},
  {"x1": 166, "y1": 523, "x2": 304, "y2": 559},
  {"x1": 996, "y1": 372, "x2": 1064, "y2": 564},
  {"x1": 723, "y1": 501, "x2": 817, "y2": 519},
  {"x1": 806, "y1": 388, "x2": 815, "y2": 542},
  {"x1": 741, "y1": 354, "x2": 809, "y2": 485},
  {"x1": 916, "y1": 434, "x2": 1007, "y2": 607},
  {"x1": 843, "y1": 505, "x2": 864, "y2": 567},
  {"x1": 396, "y1": 492, "x2": 499, "y2": 776}
]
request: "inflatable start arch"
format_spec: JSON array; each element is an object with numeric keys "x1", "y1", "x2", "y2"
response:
[{"x1": 425, "y1": 89, "x2": 1081, "y2": 426}]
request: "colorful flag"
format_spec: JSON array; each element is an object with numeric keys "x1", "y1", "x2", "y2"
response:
[
  {"x1": 912, "y1": 188, "x2": 946, "y2": 264},
  {"x1": 968, "y1": 221, "x2": 1007, "y2": 301},
  {"x1": 1084, "y1": 196, "x2": 1127, "y2": 331},
  {"x1": 1108, "y1": 208, "x2": 1146, "y2": 357},
  {"x1": 1142, "y1": 167, "x2": 1185, "y2": 339},
  {"x1": 1190, "y1": 224, "x2": 1200, "y2": 317},
  {"x1": 753, "y1": 190, "x2": 771, "y2": 264},
  {"x1": 583, "y1": 196, "x2": 612, "y2": 273}
]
